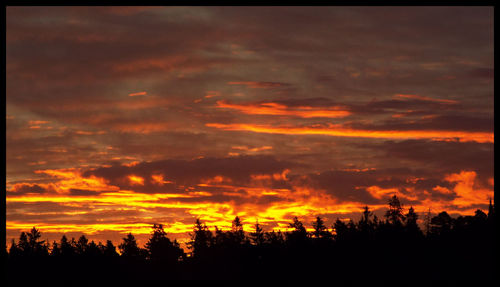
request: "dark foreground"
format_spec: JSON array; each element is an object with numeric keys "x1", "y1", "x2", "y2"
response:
[{"x1": 5, "y1": 196, "x2": 497, "y2": 280}]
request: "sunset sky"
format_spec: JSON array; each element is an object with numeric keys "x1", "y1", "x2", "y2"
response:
[{"x1": 6, "y1": 6, "x2": 494, "y2": 248}]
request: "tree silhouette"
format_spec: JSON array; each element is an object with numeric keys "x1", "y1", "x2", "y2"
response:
[
  {"x1": 5, "y1": 199, "x2": 495, "y2": 280},
  {"x1": 385, "y1": 195, "x2": 405, "y2": 225},
  {"x1": 103, "y1": 240, "x2": 119, "y2": 257},
  {"x1": 286, "y1": 216, "x2": 308, "y2": 246},
  {"x1": 86, "y1": 240, "x2": 101, "y2": 257},
  {"x1": 59, "y1": 235, "x2": 76, "y2": 257},
  {"x1": 187, "y1": 218, "x2": 213, "y2": 258},
  {"x1": 404, "y1": 206, "x2": 423, "y2": 238},
  {"x1": 333, "y1": 218, "x2": 349, "y2": 242},
  {"x1": 312, "y1": 216, "x2": 331, "y2": 239},
  {"x1": 430, "y1": 211, "x2": 453, "y2": 237},
  {"x1": 358, "y1": 206, "x2": 376, "y2": 237},
  {"x1": 230, "y1": 216, "x2": 246, "y2": 245},
  {"x1": 8, "y1": 239, "x2": 21, "y2": 258},
  {"x1": 118, "y1": 233, "x2": 144, "y2": 259},
  {"x1": 50, "y1": 240, "x2": 61, "y2": 256},
  {"x1": 145, "y1": 224, "x2": 184, "y2": 264},
  {"x1": 265, "y1": 230, "x2": 284, "y2": 247},
  {"x1": 249, "y1": 221, "x2": 265, "y2": 246},
  {"x1": 17, "y1": 232, "x2": 29, "y2": 256},
  {"x1": 76, "y1": 235, "x2": 88, "y2": 255},
  {"x1": 13, "y1": 227, "x2": 49, "y2": 257}
]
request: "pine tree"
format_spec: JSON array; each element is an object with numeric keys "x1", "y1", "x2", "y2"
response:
[
  {"x1": 231, "y1": 216, "x2": 246, "y2": 245},
  {"x1": 187, "y1": 219, "x2": 213, "y2": 258},
  {"x1": 312, "y1": 216, "x2": 329, "y2": 239},
  {"x1": 118, "y1": 233, "x2": 142, "y2": 258},
  {"x1": 145, "y1": 224, "x2": 184, "y2": 263},
  {"x1": 385, "y1": 195, "x2": 405, "y2": 225},
  {"x1": 250, "y1": 221, "x2": 265, "y2": 246}
]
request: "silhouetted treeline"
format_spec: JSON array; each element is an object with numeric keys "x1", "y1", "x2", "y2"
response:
[{"x1": 5, "y1": 196, "x2": 496, "y2": 280}]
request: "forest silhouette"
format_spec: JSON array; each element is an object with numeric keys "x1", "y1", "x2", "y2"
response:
[{"x1": 5, "y1": 196, "x2": 496, "y2": 280}]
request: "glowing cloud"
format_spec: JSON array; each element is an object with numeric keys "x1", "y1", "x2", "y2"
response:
[
  {"x1": 128, "y1": 175, "x2": 145, "y2": 185},
  {"x1": 206, "y1": 123, "x2": 493, "y2": 143},
  {"x1": 445, "y1": 170, "x2": 493, "y2": 207},
  {"x1": 395, "y1": 94, "x2": 459, "y2": 105},
  {"x1": 231, "y1": 145, "x2": 273, "y2": 152},
  {"x1": 34, "y1": 168, "x2": 119, "y2": 193},
  {"x1": 216, "y1": 100, "x2": 351, "y2": 118},
  {"x1": 128, "y1": 91, "x2": 147, "y2": 97},
  {"x1": 151, "y1": 174, "x2": 173, "y2": 185}
]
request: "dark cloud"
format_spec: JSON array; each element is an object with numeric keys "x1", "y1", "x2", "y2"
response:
[
  {"x1": 347, "y1": 114, "x2": 493, "y2": 132},
  {"x1": 68, "y1": 189, "x2": 102, "y2": 196},
  {"x1": 84, "y1": 155, "x2": 294, "y2": 193},
  {"x1": 7, "y1": 183, "x2": 48, "y2": 195},
  {"x1": 296, "y1": 167, "x2": 458, "y2": 205}
]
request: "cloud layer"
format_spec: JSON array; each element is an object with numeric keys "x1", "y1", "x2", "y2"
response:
[{"x1": 6, "y1": 7, "x2": 493, "y2": 247}]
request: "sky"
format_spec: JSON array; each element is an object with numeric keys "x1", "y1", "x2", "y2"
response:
[{"x1": 6, "y1": 6, "x2": 494, "y2": 249}]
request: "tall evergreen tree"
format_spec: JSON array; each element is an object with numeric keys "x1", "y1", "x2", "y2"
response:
[
  {"x1": 187, "y1": 219, "x2": 213, "y2": 258},
  {"x1": 249, "y1": 221, "x2": 265, "y2": 246},
  {"x1": 118, "y1": 233, "x2": 143, "y2": 258},
  {"x1": 385, "y1": 195, "x2": 405, "y2": 225},
  {"x1": 312, "y1": 216, "x2": 329, "y2": 239},
  {"x1": 145, "y1": 224, "x2": 184, "y2": 263}
]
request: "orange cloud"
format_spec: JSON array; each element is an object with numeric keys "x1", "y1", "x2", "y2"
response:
[
  {"x1": 231, "y1": 145, "x2": 273, "y2": 152},
  {"x1": 151, "y1": 174, "x2": 173, "y2": 185},
  {"x1": 200, "y1": 175, "x2": 232, "y2": 185},
  {"x1": 28, "y1": 120, "x2": 50, "y2": 125},
  {"x1": 128, "y1": 175, "x2": 144, "y2": 185},
  {"x1": 128, "y1": 91, "x2": 147, "y2": 97},
  {"x1": 206, "y1": 123, "x2": 493, "y2": 143},
  {"x1": 216, "y1": 100, "x2": 351, "y2": 118},
  {"x1": 8, "y1": 165, "x2": 493, "y2": 246},
  {"x1": 35, "y1": 168, "x2": 119, "y2": 193},
  {"x1": 445, "y1": 170, "x2": 493, "y2": 208},
  {"x1": 366, "y1": 186, "x2": 400, "y2": 200}
]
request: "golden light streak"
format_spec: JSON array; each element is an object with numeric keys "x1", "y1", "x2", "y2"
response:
[
  {"x1": 6, "y1": 191, "x2": 229, "y2": 210},
  {"x1": 231, "y1": 145, "x2": 273, "y2": 152},
  {"x1": 128, "y1": 91, "x2": 147, "y2": 97},
  {"x1": 216, "y1": 100, "x2": 351, "y2": 118},
  {"x1": 206, "y1": 123, "x2": 494, "y2": 143},
  {"x1": 28, "y1": 120, "x2": 50, "y2": 125},
  {"x1": 6, "y1": 221, "x2": 154, "y2": 235},
  {"x1": 395, "y1": 94, "x2": 459, "y2": 104}
]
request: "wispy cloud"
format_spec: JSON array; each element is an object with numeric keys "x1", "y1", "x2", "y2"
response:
[{"x1": 206, "y1": 123, "x2": 493, "y2": 143}]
